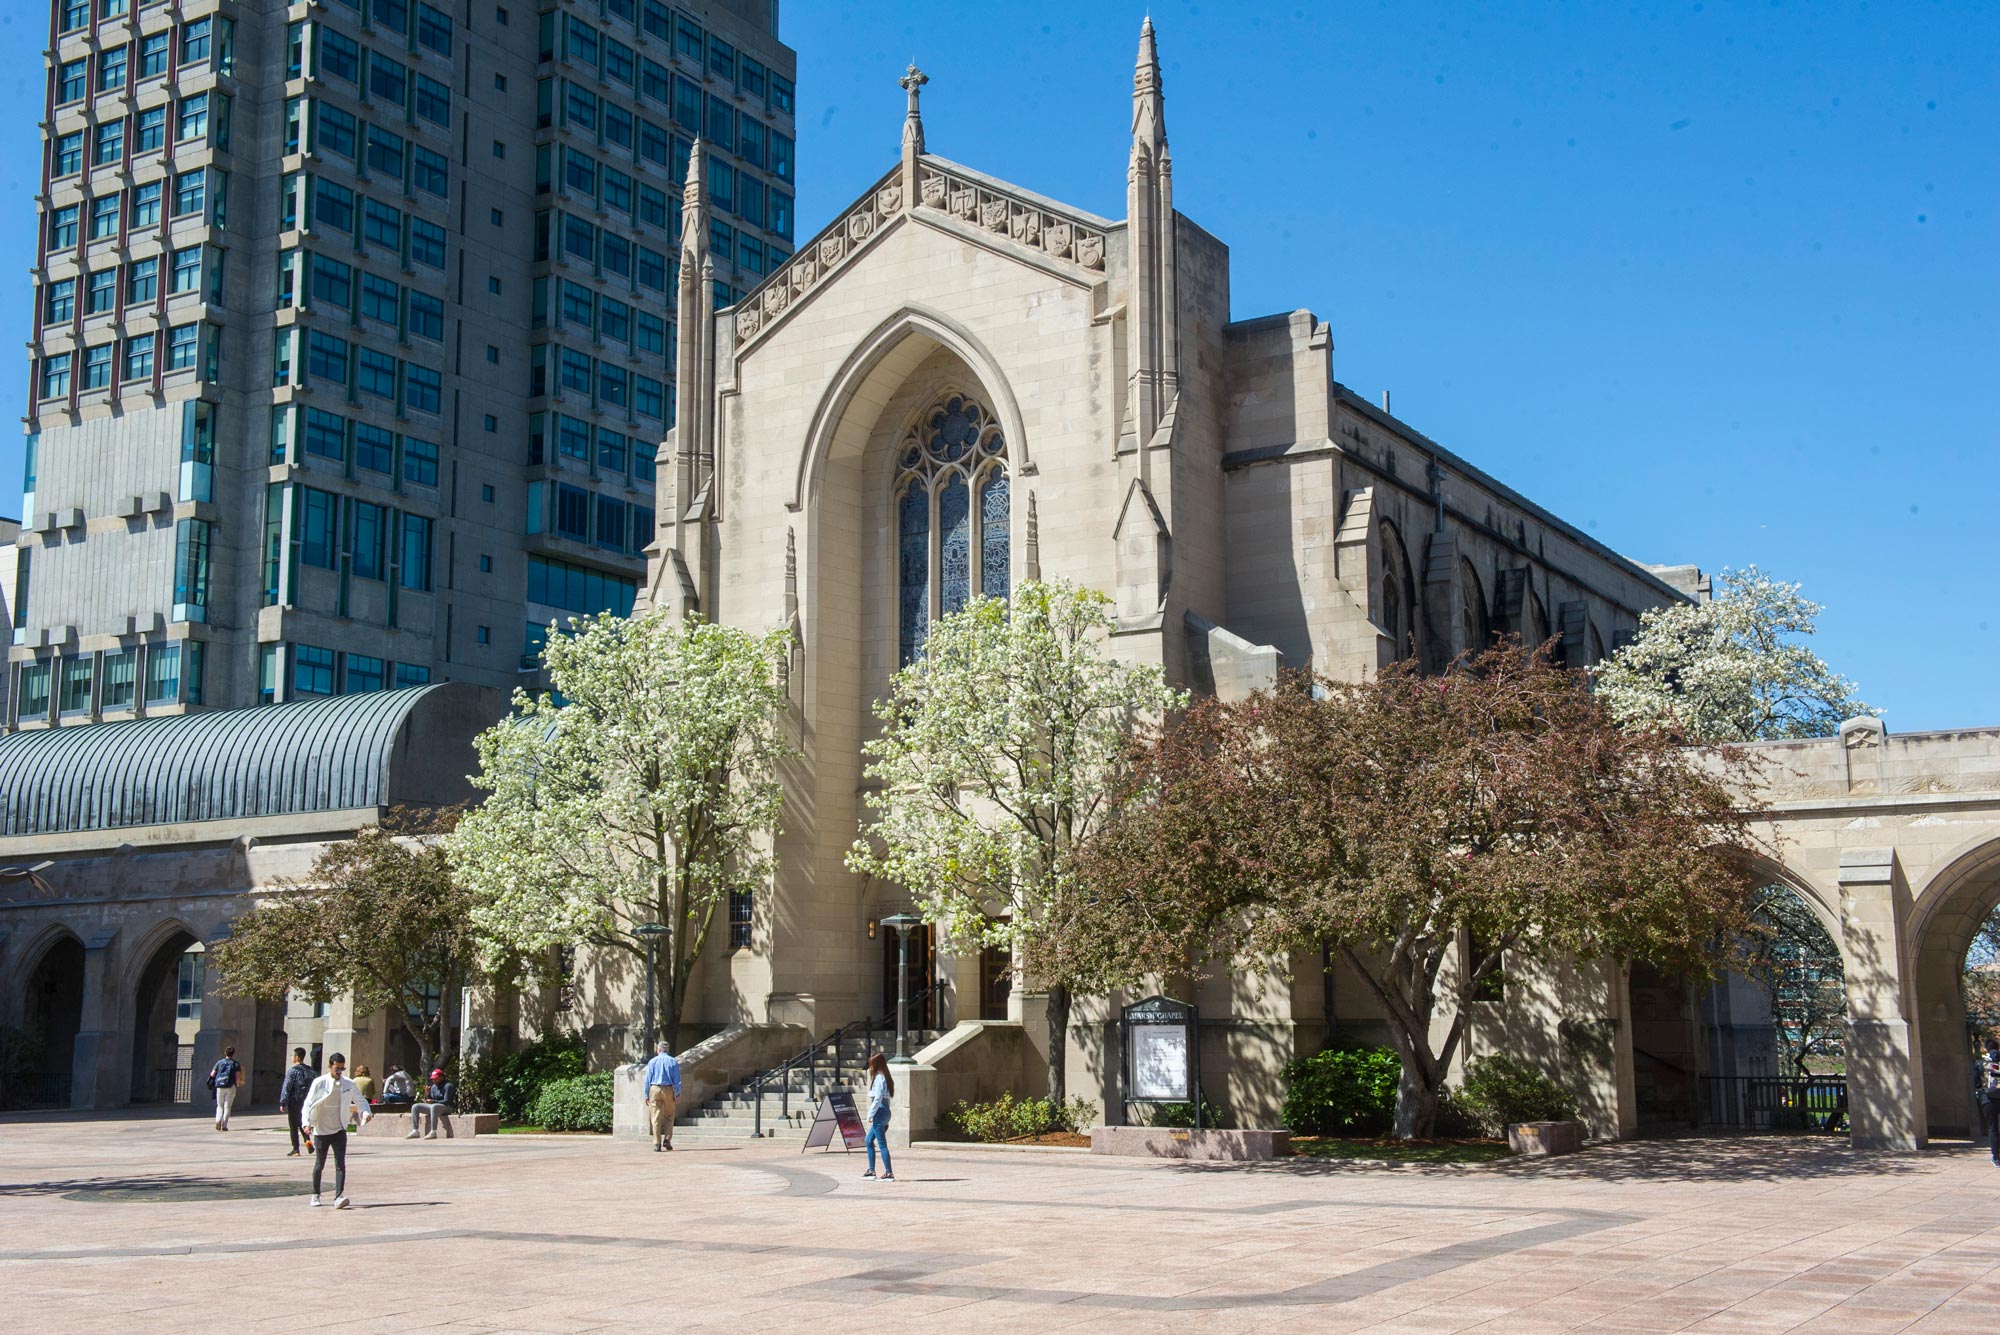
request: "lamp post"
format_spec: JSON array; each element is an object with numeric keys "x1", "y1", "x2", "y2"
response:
[
  {"x1": 880, "y1": 913, "x2": 922, "y2": 1064},
  {"x1": 635, "y1": 922, "x2": 669, "y2": 1056}
]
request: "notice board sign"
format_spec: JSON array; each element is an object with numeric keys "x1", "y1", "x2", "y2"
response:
[
  {"x1": 802, "y1": 1088, "x2": 868, "y2": 1153},
  {"x1": 1121, "y1": 995, "x2": 1200, "y2": 1126}
]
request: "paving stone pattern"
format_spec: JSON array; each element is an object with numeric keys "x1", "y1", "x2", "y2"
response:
[{"x1": 3, "y1": 1111, "x2": 1999, "y2": 1333}]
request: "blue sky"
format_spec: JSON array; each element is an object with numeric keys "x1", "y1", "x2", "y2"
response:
[{"x1": 1, "y1": 2, "x2": 1992, "y2": 727}]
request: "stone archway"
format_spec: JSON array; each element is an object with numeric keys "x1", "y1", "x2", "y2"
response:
[
  {"x1": 766, "y1": 317, "x2": 1024, "y2": 1033},
  {"x1": 16, "y1": 931, "x2": 84, "y2": 1107},
  {"x1": 127, "y1": 925, "x2": 201, "y2": 1105},
  {"x1": 1908, "y1": 837, "x2": 2000, "y2": 1138}
]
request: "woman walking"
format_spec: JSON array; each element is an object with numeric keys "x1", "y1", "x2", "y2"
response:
[{"x1": 862, "y1": 1052, "x2": 895, "y2": 1181}]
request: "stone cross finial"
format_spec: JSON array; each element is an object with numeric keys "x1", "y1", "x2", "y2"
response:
[{"x1": 900, "y1": 64, "x2": 929, "y2": 156}]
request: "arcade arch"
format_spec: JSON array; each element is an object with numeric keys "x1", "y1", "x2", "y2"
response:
[
  {"x1": 1908, "y1": 835, "x2": 2000, "y2": 1137},
  {"x1": 18, "y1": 929, "x2": 83, "y2": 1107},
  {"x1": 127, "y1": 925, "x2": 202, "y2": 1104}
]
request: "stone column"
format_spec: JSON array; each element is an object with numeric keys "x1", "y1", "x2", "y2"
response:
[
  {"x1": 1837, "y1": 849, "x2": 1926, "y2": 1150},
  {"x1": 69, "y1": 928, "x2": 121, "y2": 1111},
  {"x1": 189, "y1": 935, "x2": 257, "y2": 1116},
  {"x1": 462, "y1": 979, "x2": 519, "y2": 1062},
  {"x1": 315, "y1": 993, "x2": 387, "y2": 1080}
]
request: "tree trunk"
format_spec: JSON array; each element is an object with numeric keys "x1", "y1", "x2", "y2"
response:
[
  {"x1": 1045, "y1": 984, "x2": 1071, "y2": 1104},
  {"x1": 1320, "y1": 945, "x2": 1340, "y2": 1053},
  {"x1": 1392, "y1": 1055, "x2": 1440, "y2": 1139}
]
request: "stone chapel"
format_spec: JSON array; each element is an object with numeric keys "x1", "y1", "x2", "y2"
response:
[{"x1": 594, "y1": 20, "x2": 1699, "y2": 1123}]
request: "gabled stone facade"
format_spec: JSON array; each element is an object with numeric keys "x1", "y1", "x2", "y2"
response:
[{"x1": 551, "y1": 22, "x2": 1704, "y2": 1122}]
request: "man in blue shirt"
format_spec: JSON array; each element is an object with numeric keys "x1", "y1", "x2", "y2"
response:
[{"x1": 643, "y1": 1041, "x2": 682, "y2": 1152}]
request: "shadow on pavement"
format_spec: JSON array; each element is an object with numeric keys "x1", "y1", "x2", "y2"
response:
[{"x1": 1158, "y1": 1133, "x2": 1937, "y2": 1183}]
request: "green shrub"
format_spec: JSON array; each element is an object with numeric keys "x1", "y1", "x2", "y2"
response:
[
  {"x1": 1148, "y1": 1099, "x2": 1226, "y2": 1130},
  {"x1": 449, "y1": 1052, "x2": 503, "y2": 1115},
  {"x1": 1432, "y1": 1088, "x2": 1484, "y2": 1139},
  {"x1": 940, "y1": 1092, "x2": 1096, "y2": 1141},
  {"x1": 1456, "y1": 1056, "x2": 1580, "y2": 1134},
  {"x1": 527, "y1": 1071, "x2": 614, "y2": 1132},
  {"x1": 492, "y1": 1033, "x2": 587, "y2": 1123},
  {"x1": 1280, "y1": 1045, "x2": 1400, "y2": 1136}
]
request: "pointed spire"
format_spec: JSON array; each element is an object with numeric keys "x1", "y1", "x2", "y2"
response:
[
  {"x1": 681, "y1": 137, "x2": 709, "y2": 265},
  {"x1": 1132, "y1": 16, "x2": 1166, "y2": 154},
  {"x1": 899, "y1": 63, "x2": 929, "y2": 158},
  {"x1": 1025, "y1": 491, "x2": 1041, "y2": 582}
]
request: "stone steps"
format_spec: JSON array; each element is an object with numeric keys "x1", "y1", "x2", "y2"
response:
[{"x1": 671, "y1": 1030, "x2": 939, "y2": 1136}]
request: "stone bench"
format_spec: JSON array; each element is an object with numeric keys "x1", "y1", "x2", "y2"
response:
[
  {"x1": 348, "y1": 1108, "x2": 495, "y2": 1138},
  {"x1": 1089, "y1": 1126, "x2": 1291, "y2": 1161}
]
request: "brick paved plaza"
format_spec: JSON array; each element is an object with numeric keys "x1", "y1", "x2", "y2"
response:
[{"x1": 5, "y1": 1111, "x2": 2000, "y2": 1334}]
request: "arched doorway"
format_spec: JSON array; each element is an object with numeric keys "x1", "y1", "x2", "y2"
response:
[
  {"x1": 17, "y1": 933, "x2": 84, "y2": 1107},
  {"x1": 1629, "y1": 882, "x2": 1849, "y2": 1134},
  {"x1": 129, "y1": 929, "x2": 202, "y2": 1105},
  {"x1": 1697, "y1": 884, "x2": 1849, "y2": 1132},
  {"x1": 1911, "y1": 837, "x2": 2000, "y2": 1138},
  {"x1": 794, "y1": 309, "x2": 1026, "y2": 1029}
]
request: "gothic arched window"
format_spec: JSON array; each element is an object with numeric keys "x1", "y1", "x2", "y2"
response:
[{"x1": 896, "y1": 393, "x2": 1009, "y2": 665}]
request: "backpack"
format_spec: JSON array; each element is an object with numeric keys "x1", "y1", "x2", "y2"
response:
[{"x1": 210, "y1": 1059, "x2": 236, "y2": 1090}]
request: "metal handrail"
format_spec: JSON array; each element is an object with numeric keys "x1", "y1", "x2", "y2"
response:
[{"x1": 749, "y1": 987, "x2": 934, "y2": 1138}]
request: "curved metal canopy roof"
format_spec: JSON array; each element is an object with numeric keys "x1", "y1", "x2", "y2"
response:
[{"x1": 0, "y1": 685, "x2": 463, "y2": 838}]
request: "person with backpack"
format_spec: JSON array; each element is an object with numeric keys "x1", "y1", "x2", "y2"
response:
[
  {"x1": 300, "y1": 1052, "x2": 371, "y2": 1208},
  {"x1": 1976, "y1": 1039, "x2": 2000, "y2": 1164},
  {"x1": 207, "y1": 1046, "x2": 243, "y2": 1131},
  {"x1": 861, "y1": 1052, "x2": 895, "y2": 1182},
  {"x1": 277, "y1": 1048, "x2": 316, "y2": 1157}
]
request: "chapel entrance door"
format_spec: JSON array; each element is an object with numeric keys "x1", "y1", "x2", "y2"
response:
[
  {"x1": 881, "y1": 923, "x2": 937, "y2": 1031},
  {"x1": 979, "y1": 945, "x2": 1013, "y2": 1021}
]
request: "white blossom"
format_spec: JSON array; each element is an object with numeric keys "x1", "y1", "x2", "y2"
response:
[
  {"x1": 1593, "y1": 565, "x2": 1875, "y2": 742},
  {"x1": 847, "y1": 580, "x2": 1184, "y2": 1096},
  {"x1": 447, "y1": 610, "x2": 793, "y2": 1046}
]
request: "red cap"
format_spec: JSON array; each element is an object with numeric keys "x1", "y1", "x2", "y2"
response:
[{"x1": 430, "y1": 1068, "x2": 445, "y2": 1080}]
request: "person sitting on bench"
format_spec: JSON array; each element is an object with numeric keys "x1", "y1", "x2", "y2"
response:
[{"x1": 407, "y1": 1068, "x2": 456, "y2": 1139}]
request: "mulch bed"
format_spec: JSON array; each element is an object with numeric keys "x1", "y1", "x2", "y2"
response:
[{"x1": 997, "y1": 1131, "x2": 1092, "y2": 1148}]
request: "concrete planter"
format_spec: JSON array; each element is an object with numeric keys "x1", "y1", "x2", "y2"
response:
[
  {"x1": 1506, "y1": 1120, "x2": 1586, "y2": 1157},
  {"x1": 1089, "y1": 1126, "x2": 1291, "y2": 1161}
]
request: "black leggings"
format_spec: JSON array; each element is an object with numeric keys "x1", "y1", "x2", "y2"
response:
[
  {"x1": 311, "y1": 1130, "x2": 347, "y2": 1197},
  {"x1": 285, "y1": 1104, "x2": 304, "y2": 1153}
]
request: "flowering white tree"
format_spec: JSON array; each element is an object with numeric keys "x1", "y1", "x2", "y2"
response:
[
  {"x1": 847, "y1": 581, "x2": 1184, "y2": 1101},
  {"x1": 1593, "y1": 566, "x2": 1875, "y2": 742},
  {"x1": 448, "y1": 611, "x2": 793, "y2": 1053}
]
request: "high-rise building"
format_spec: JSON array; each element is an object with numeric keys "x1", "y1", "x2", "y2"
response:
[{"x1": 7, "y1": 0, "x2": 797, "y2": 728}]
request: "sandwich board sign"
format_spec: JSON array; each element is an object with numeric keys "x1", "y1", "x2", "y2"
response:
[{"x1": 802, "y1": 1087, "x2": 867, "y2": 1153}]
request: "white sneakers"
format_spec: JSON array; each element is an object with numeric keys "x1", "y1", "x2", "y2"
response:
[
  {"x1": 334, "y1": 1196, "x2": 351, "y2": 1210},
  {"x1": 309, "y1": 1195, "x2": 322, "y2": 1207},
  {"x1": 405, "y1": 1130, "x2": 421, "y2": 1139}
]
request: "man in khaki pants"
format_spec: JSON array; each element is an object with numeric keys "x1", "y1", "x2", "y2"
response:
[{"x1": 643, "y1": 1041, "x2": 682, "y2": 1152}]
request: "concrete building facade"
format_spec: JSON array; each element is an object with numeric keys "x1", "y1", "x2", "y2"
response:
[
  {"x1": 0, "y1": 682, "x2": 503, "y2": 1111},
  {"x1": 8, "y1": 0, "x2": 797, "y2": 729}
]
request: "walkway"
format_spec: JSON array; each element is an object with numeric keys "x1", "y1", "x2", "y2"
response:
[{"x1": 3, "y1": 1114, "x2": 1998, "y2": 1332}]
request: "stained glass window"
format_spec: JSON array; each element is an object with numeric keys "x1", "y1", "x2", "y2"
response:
[
  {"x1": 898, "y1": 478, "x2": 929, "y2": 666},
  {"x1": 939, "y1": 476, "x2": 970, "y2": 617},
  {"x1": 980, "y1": 470, "x2": 1009, "y2": 599},
  {"x1": 895, "y1": 392, "x2": 1009, "y2": 665}
]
